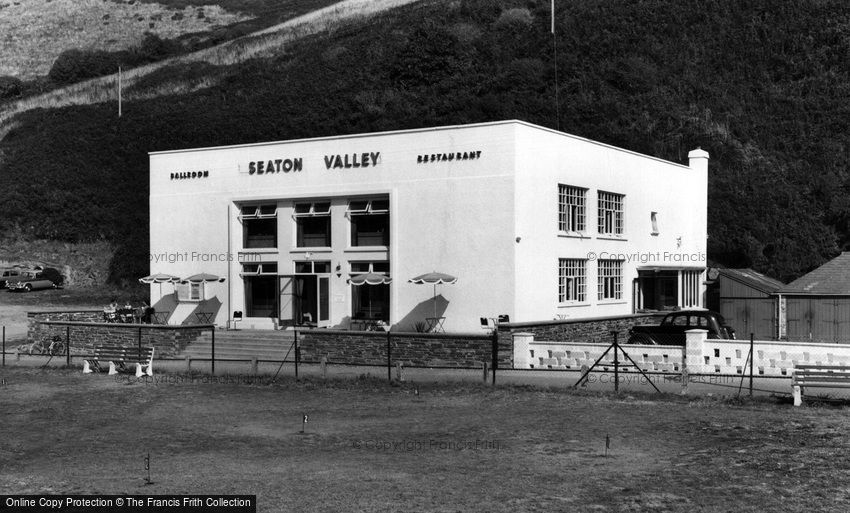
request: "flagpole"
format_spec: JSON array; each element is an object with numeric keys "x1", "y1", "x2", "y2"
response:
[
  {"x1": 551, "y1": 0, "x2": 560, "y2": 131},
  {"x1": 118, "y1": 66, "x2": 122, "y2": 118}
]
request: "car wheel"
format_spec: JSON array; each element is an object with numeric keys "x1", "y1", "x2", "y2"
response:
[{"x1": 24, "y1": 284, "x2": 32, "y2": 292}]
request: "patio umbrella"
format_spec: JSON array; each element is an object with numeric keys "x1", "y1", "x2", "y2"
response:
[
  {"x1": 348, "y1": 272, "x2": 392, "y2": 318},
  {"x1": 183, "y1": 273, "x2": 226, "y2": 284},
  {"x1": 139, "y1": 273, "x2": 181, "y2": 296},
  {"x1": 348, "y1": 272, "x2": 393, "y2": 286},
  {"x1": 409, "y1": 272, "x2": 457, "y2": 318}
]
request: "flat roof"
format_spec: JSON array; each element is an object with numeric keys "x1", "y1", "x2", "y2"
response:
[{"x1": 148, "y1": 119, "x2": 691, "y2": 169}]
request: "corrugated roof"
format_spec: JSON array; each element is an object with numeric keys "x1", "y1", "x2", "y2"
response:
[
  {"x1": 718, "y1": 268, "x2": 785, "y2": 293},
  {"x1": 779, "y1": 252, "x2": 850, "y2": 295}
]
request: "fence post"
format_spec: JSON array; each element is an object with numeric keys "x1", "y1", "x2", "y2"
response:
[
  {"x1": 294, "y1": 330, "x2": 299, "y2": 379},
  {"x1": 66, "y1": 326, "x2": 71, "y2": 367},
  {"x1": 2, "y1": 325, "x2": 5, "y2": 367},
  {"x1": 321, "y1": 356, "x2": 327, "y2": 379},
  {"x1": 211, "y1": 327, "x2": 216, "y2": 375},
  {"x1": 749, "y1": 333, "x2": 754, "y2": 397},
  {"x1": 251, "y1": 357, "x2": 258, "y2": 376},
  {"x1": 386, "y1": 329, "x2": 392, "y2": 383},
  {"x1": 612, "y1": 331, "x2": 619, "y2": 393},
  {"x1": 482, "y1": 361, "x2": 488, "y2": 383},
  {"x1": 185, "y1": 355, "x2": 191, "y2": 371},
  {"x1": 491, "y1": 329, "x2": 498, "y2": 386}
]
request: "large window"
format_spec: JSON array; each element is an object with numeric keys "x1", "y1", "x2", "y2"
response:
[
  {"x1": 558, "y1": 185, "x2": 586, "y2": 233},
  {"x1": 558, "y1": 259, "x2": 586, "y2": 302},
  {"x1": 241, "y1": 204, "x2": 277, "y2": 248},
  {"x1": 294, "y1": 202, "x2": 331, "y2": 247},
  {"x1": 348, "y1": 198, "x2": 389, "y2": 247},
  {"x1": 241, "y1": 262, "x2": 279, "y2": 318},
  {"x1": 350, "y1": 261, "x2": 390, "y2": 322},
  {"x1": 598, "y1": 260, "x2": 623, "y2": 300},
  {"x1": 597, "y1": 191, "x2": 624, "y2": 236}
]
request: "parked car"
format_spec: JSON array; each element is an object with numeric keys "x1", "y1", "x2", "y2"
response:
[
  {"x1": 627, "y1": 309, "x2": 735, "y2": 345},
  {"x1": 0, "y1": 267, "x2": 26, "y2": 289},
  {"x1": 6, "y1": 268, "x2": 63, "y2": 292}
]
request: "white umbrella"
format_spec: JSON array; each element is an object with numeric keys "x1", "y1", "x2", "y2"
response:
[
  {"x1": 409, "y1": 272, "x2": 457, "y2": 318},
  {"x1": 183, "y1": 273, "x2": 226, "y2": 283},
  {"x1": 139, "y1": 273, "x2": 181, "y2": 296}
]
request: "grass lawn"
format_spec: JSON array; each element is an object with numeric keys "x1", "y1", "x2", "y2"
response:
[{"x1": 1, "y1": 367, "x2": 849, "y2": 511}]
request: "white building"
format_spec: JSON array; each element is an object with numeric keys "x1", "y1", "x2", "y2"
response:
[{"x1": 148, "y1": 120, "x2": 708, "y2": 332}]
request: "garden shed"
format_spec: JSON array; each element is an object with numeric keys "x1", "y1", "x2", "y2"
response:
[
  {"x1": 718, "y1": 268, "x2": 783, "y2": 340},
  {"x1": 777, "y1": 252, "x2": 850, "y2": 344}
]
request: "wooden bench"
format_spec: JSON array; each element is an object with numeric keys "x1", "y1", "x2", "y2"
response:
[
  {"x1": 83, "y1": 344, "x2": 154, "y2": 377},
  {"x1": 792, "y1": 364, "x2": 850, "y2": 406}
]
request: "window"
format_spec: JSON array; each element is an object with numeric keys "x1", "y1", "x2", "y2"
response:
[
  {"x1": 241, "y1": 204, "x2": 277, "y2": 248},
  {"x1": 350, "y1": 261, "x2": 390, "y2": 274},
  {"x1": 681, "y1": 270, "x2": 701, "y2": 308},
  {"x1": 598, "y1": 260, "x2": 623, "y2": 300},
  {"x1": 597, "y1": 191, "x2": 624, "y2": 235},
  {"x1": 348, "y1": 198, "x2": 389, "y2": 247},
  {"x1": 350, "y1": 261, "x2": 390, "y2": 322},
  {"x1": 176, "y1": 283, "x2": 203, "y2": 301},
  {"x1": 558, "y1": 185, "x2": 586, "y2": 233},
  {"x1": 294, "y1": 261, "x2": 331, "y2": 274},
  {"x1": 558, "y1": 259, "x2": 586, "y2": 302},
  {"x1": 240, "y1": 262, "x2": 278, "y2": 276},
  {"x1": 294, "y1": 202, "x2": 331, "y2": 247}
]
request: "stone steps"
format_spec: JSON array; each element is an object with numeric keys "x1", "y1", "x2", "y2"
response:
[{"x1": 179, "y1": 329, "x2": 296, "y2": 360}]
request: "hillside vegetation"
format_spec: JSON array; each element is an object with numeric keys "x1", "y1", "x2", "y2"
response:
[{"x1": 0, "y1": 0, "x2": 848, "y2": 286}]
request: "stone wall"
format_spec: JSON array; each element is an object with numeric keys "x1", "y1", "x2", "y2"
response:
[
  {"x1": 500, "y1": 313, "x2": 666, "y2": 344},
  {"x1": 297, "y1": 330, "x2": 510, "y2": 368},
  {"x1": 28, "y1": 311, "x2": 208, "y2": 356}
]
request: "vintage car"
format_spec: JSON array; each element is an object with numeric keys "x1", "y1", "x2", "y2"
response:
[
  {"x1": 0, "y1": 267, "x2": 26, "y2": 289},
  {"x1": 627, "y1": 309, "x2": 735, "y2": 345},
  {"x1": 6, "y1": 268, "x2": 63, "y2": 292}
]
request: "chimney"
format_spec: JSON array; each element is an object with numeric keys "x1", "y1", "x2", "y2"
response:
[{"x1": 688, "y1": 147, "x2": 709, "y2": 173}]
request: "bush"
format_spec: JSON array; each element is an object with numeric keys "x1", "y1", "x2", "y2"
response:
[
  {"x1": 39, "y1": 267, "x2": 64, "y2": 286},
  {"x1": 48, "y1": 49, "x2": 120, "y2": 85},
  {"x1": 493, "y1": 8, "x2": 534, "y2": 30},
  {"x1": 0, "y1": 76, "x2": 22, "y2": 99}
]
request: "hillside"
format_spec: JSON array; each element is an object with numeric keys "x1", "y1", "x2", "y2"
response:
[{"x1": 0, "y1": 0, "x2": 848, "y2": 286}]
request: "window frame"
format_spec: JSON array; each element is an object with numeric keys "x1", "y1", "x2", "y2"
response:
[
  {"x1": 558, "y1": 258, "x2": 587, "y2": 303},
  {"x1": 597, "y1": 191, "x2": 625, "y2": 236},
  {"x1": 597, "y1": 259, "x2": 623, "y2": 301},
  {"x1": 293, "y1": 201, "x2": 332, "y2": 248},
  {"x1": 558, "y1": 185, "x2": 587, "y2": 234},
  {"x1": 348, "y1": 198, "x2": 390, "y2": 247}
]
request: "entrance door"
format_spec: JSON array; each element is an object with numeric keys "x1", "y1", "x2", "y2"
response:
[{"x1": 280, "y1": 274, "x2": 330, "y2": 327}]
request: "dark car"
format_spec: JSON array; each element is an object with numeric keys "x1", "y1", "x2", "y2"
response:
[
  {"x1": 627, "y1": 310, "x2": 735, "y2": 345},
  {"x1": 7, "y1": 267, "x2": 64, "y2": 292}
]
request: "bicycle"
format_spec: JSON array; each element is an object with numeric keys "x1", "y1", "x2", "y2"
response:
[{"x1": 28, "y1": 335, "x2": 66, "y2": 356}]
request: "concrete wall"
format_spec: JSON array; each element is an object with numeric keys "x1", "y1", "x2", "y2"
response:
[
  {"x1": 149, "y1": 120, "x2": 707, "y2": 332},
  {"x1": 515, "y1": 328, "x2": 850, "y2": 377},
  {"x1": 150, "y1": 122, "x2": 518, "y2": 332},
  {"x1": 513, "y1": 128, "x2": 708, "y2": 320}
]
